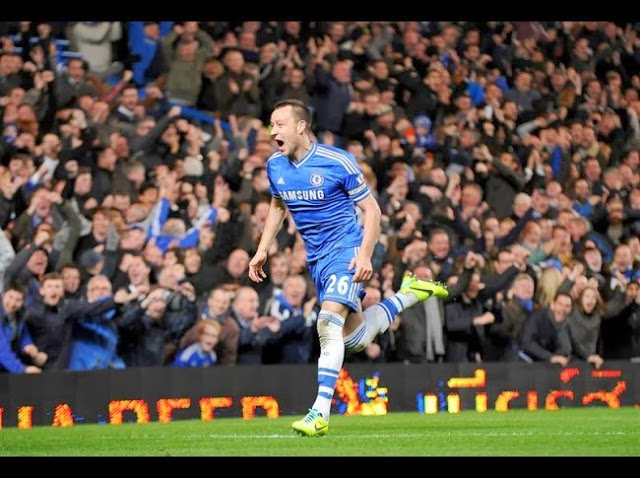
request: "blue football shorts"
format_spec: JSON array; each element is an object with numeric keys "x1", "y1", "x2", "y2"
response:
[{"x1": 309, "y1": 246, "x2": 365, "y2": 313}]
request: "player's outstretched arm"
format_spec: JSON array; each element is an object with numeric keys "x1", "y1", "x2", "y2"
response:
[{"x1": 249, "y1": 196, "x2": 288, "y2": 283}]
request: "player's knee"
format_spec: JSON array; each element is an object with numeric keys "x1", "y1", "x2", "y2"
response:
[{"x1": 316, "y1": 310, "x2": 344, "y2": 341}]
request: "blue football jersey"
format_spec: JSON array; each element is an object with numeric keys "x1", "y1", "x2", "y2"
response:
[{"x1": 267, "y1": 142, "x2": 370, "y2": 262}]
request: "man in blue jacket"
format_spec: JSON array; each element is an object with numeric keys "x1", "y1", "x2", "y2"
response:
[
  {"x1": 67, "y1": 274, "x2": 125, "y2": 371},
  {"x1": 0, "y1": 284, "x2": 47, "y2": 373}
]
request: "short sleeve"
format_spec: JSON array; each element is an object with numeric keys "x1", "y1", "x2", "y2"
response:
[
  {"x1": 342, "y1": 171, "x2": 370, "y2": 203},
  {"x1": 266, "y1": 156, "x2": 281, "y2": 199}
]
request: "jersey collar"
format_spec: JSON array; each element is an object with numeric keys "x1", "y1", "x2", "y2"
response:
[{"x1": 290, "y1": 142, "x2": 317, "y2": 169}]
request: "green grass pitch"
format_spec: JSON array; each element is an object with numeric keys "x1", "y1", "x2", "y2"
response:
[{"x1": 0, "y1": 408, "x2": 638, "y2": 456}]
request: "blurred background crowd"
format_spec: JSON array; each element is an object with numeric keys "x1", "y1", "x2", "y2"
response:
[{"x1": 0, "y1": 20, "x2": 638, "y2": 374}]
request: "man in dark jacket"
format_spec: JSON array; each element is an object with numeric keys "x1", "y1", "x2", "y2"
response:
[
  {"x1": 262, "y1": 274, "x2": 316, "y2": 364},
  {"x1": 231, "y1": 286, "x2": 280, "y2": 364},
  {"x1": 312, "y1": 58, "x2": 353, "y2": 146},
  {"x1": 518, "y1": 291, "x2": 604, "y2": 368},
  {"x1": 54, "y1": 57, "x2": 98, "y2": 109},
  {"x1": 24, "y1": 271, "x2": 120, "y2": 370},
  {"x1": 117, "y1": 285, "x2": 196, "y2": 367}
]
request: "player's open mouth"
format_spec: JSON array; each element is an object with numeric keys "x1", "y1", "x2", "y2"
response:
[{"x1": 275, "y1": 139, "x2": 284, "y2": 148}]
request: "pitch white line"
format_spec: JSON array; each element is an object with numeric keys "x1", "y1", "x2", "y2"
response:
[
  {"x1": 91, "y1": 430, "x2": 636, "y2": 441},
  {"x1": 183, "y1": 431, "x2": 634, "y2": 439}
]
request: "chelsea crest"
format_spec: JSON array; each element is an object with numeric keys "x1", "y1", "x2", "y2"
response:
[{"x1": 310, "y1": 173, "x2": 324, "y2": 187}]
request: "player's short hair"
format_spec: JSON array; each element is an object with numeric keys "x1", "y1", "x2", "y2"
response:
[{"x1": 273, "y1": 99, "x2": 312, "y2": 131}]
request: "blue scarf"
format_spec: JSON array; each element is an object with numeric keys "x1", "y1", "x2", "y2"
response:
[{"x1": 516, "y1": 297, "x2": 534, "y2": 312}]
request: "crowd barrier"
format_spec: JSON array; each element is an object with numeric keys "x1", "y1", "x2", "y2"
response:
[{"x1": 0, "y1": 361, "x2": 638, "y2": 428}]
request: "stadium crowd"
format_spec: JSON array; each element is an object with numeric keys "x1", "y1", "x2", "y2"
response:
[{"x1": 0, "y1": 20, "x2": 639, "y2": 373}]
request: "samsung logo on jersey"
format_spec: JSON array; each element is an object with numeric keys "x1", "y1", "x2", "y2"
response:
[{"x1": 281, "y1": 189, "x2": 325, "y2": 201}]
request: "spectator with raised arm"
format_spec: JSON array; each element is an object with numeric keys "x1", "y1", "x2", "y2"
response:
[
  {"x1": 67, "y1": 274, "x2": 124, "y2": 371},
  {"x1": 161, "y1": 22, "x2": 213, "y2": 107}
]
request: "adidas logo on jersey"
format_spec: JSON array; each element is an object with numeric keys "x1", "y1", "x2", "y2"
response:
[{"x1": 277, "y1": 177, "x2": 285, "y2": 185}]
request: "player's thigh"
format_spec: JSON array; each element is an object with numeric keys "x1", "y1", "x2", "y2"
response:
[
  {"x1": 310, "y1": 247, "x2": 363, "y2": 313},
  {"x1": 320, "y1": 299, "x2": 350, "y2": 319},
  {"x1": 343, "y1": 309, "x2": 364, "y2": 336}
]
